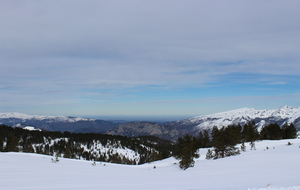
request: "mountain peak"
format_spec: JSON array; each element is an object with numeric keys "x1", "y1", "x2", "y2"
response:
[
  {"x1": 271, "y1": 105, "x2": 300, "y2": 118},
  {"x1": 280, "y1": 105, "x2": 292, "y2": 109}
]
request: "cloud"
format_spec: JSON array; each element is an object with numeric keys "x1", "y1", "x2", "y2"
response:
[
  {"x1": 1, "y1": 0, "x2": 300, "y2": 114},
  {"x1": 2, "y1": 1, "x2": 300, "y2": 66}
]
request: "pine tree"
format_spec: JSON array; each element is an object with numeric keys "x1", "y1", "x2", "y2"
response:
[
  {"x1": 173, "y1": 134, "x2": 199, "y2": 170},
  {"x1": 260, "y1": 123, "x2": 282, "y2": 140},
  {"x1": 242, "y1": 121, "x2": 258, "y2": 142},
  {"x1": 5, "y1": 134, "x2": 19, "y2": 152},
  {"x1": 64, "y1": 147, "x2": 71, "y2": 158},
  {"x1": 211, "y1": 125, "x2": 240, "y2": 159},
  {"x1": 197, "y1": 130, "x2": 211, "y2": 148},
  {"x1": 197, "y1": 131, "x2": 204, "y2": 148},
  {"x1": 205, "y1": 149, "x2": 213, "y2": 160},
  {"x1": 282, "y1": 123, "x2": 297, "y2": 139}
]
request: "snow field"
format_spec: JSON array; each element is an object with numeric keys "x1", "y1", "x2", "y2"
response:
[{"x1": 1, "y1": 139, "x2": 300, "y2": 190}]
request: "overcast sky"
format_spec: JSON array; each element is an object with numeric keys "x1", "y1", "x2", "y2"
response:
[{"x1": 1, "y1": 0, "x2": 300, "y2": 118}]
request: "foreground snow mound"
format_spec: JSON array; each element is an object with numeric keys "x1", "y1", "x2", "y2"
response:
[{"x1": 1, "y1": 139, "x2": 300, "y2": 190}]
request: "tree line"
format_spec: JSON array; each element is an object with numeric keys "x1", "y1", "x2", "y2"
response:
[
  {"x1": 173, "y1": 121, "x2": 297, "y2": 170},
  {"x1": 0, "y1": 125, "x2": 174, "y2": 165},
  {"x1": 1, "y1": 121, "x2": 297, "y2": 169}
]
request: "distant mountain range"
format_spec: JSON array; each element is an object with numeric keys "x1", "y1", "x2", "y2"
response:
[
  {"x1": 1, "y1": 105, "x2": 300, "y2": 141},
  {"x1": 0, "y1": 112, "x2": 119, "y2": 133},
  {"x1": 165, "y1": 105, "x2": 300, "y2": 138}
]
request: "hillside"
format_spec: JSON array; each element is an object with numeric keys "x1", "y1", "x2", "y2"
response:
[
  {"x1": 107, "y1": 122, "x2": 180, "y2": 140},
  {"x1": 0, "y1": 125, "x2": 173, "y2": 165},
  {"x1": 1, "y1": 139, "x2": 299, "y2": 190},
  {"x1": 166, "y1": 106, "x2": 300, "y2": 135}
]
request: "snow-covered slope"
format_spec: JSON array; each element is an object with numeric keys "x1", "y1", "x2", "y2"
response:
[
  {"x1": 11, "y1": 123, "x2": 42, "y2": 131},
  {"x1": 168, "y1": 106, "x2": 300, "y2": 133},
  {"x1": 1, "y1": 139, "x2": 300, "y2": 190},
  {"x1": 23, "y1": 126, "x2": 42, "y2": 131}
]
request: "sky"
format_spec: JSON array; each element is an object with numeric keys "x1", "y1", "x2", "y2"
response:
[{"x1": 1, "y1": 0, "x2": 300, "y2": 118}]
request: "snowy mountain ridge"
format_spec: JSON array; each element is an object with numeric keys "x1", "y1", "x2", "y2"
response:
[
  {"x1": 167, "y1": 106, "x2": 300, "y2": 134},
  {"x1": 0, "y1": 112, "x2": 118, "y2": 133},
  {"x1": 0, "y1": 112, "x2": 94, "y2": 122},
  {"x1": 191, "y1": 106, "x2": 300, "y2": 122}
]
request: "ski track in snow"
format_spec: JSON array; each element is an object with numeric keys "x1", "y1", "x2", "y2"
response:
[{"x1": 1, "y1": 139, "x2": 300, "y2": 190}]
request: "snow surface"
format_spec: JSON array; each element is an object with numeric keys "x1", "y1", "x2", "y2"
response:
[
  {"x1": 23, "y1": 126, "x2": 42, "y2": 131},
  {"x1": 11, "y1": 124, "x2": 42, "y2": 131},
  {"x1": 1, "y1": 139, "x2": 300, "y2": 190}
]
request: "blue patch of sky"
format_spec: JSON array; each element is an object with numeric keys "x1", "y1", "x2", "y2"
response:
[
  {"x1": 137, "y1": 74, "x2": 297, "y2": 99},
  {"x1": 0, "y1": 86, "x2": 17, "y2": 91},
  {"x1": 218, "y1": 73, "x2": 300, "y2": 92},
  {"x1": 78, "y1": 71, "x2": 300, "y2": 107},
  {"x1": 177, "y1": 70, "x2": 199, "y2": 75}
]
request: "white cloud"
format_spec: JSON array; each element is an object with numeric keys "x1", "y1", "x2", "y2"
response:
[{"x1": 1, "y1": 0, "x2": 300, "y2": 114}]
